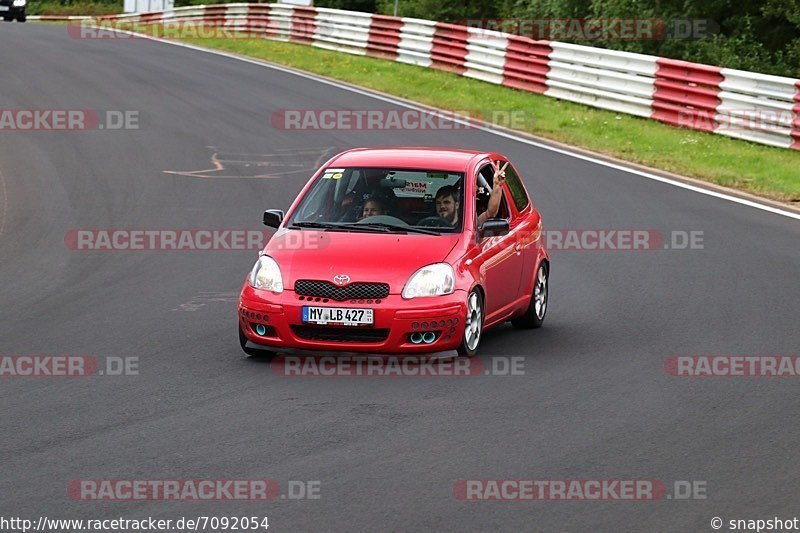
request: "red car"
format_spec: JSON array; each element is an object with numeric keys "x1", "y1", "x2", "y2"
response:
[{"x1": 238, "y1": 148, "x2": 549, "y2": 356}]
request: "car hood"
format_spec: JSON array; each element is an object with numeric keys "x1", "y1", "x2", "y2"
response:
[{"x1": 265, "y1": 229, "x2": 461, "y2": 293}]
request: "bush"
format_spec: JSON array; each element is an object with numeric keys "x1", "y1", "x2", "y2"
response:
[
  {"x1": 314, "y1": 0, "x2": 376, "y2": 12},
  {"x1": 29, "y1": 0, "x2": 800, "y2": 77},
  {"x1": 382, "y1": 0, "x2": 800, "y2": 77}
]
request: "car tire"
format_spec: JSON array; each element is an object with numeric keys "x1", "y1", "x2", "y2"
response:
[
  {"x1": 238, "y1": 323, "x2": 273, "y2": 358},
  {"x1": 457, "y1": 289, "x2": 484, "y2": 357},
  {"x1": 17, "y1": 14, "x2": 25, "y2": 22},
  {"x1": 511, "y1": 262, "x2": 548, "y2": 329},
  {"x1": 2, "y1": 15, "x2": 12, "y2": 21}
]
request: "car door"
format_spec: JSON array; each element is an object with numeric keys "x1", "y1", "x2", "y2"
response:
[
  {"x1": 474, "y1": 161, "x2": 527, "y2": 320},
  {"x1": 503, "y1": 162, "x2": 540, "y2": 301}
]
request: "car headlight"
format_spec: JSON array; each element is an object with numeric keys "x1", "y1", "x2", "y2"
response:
[
  {"x1": 402, "y1": 263, "x2": 455, "y2": 299},
  {"x1": 12, "y1": 0, "x2": 25, "y2": 6},
  {"x1": 248, "y1": 255, "x2": 283, "y2": 293}
]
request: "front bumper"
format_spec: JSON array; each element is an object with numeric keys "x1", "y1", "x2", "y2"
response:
[{"x1": 238, "y1": 283, "x2": 468, "y2": 354}]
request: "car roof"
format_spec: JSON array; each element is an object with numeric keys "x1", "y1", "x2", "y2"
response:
[{"x1": 328, "y1": 147, "x2": 489, "y2": 172}]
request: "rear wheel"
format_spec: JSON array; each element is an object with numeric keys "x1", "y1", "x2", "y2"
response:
[
  {"x1": 511, "y1": 262, "x2": 548, "y2": 329},
  {"x1": 458, "y1": 289, "x2": 484, "y2": 357},
  {"x1": 17, "y1": 14, "x2": 25, "y2": 22},
  {"x1": 3, "y1": 15, "x2": 12, "y2": 21}
]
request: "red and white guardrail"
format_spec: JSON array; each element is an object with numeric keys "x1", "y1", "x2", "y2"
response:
[{"x1": 33, "y1": 4, "x2": 800, "y2": 150}]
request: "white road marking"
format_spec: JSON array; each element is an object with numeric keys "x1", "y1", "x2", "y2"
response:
[
  {"x1": 164, "y1": 146, "x2": 336, "y2": 179},
  {"x1": 85, "y1": 29, "x2": 800, "y2": 221}
]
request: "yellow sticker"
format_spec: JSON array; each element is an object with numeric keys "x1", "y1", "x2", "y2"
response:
[{"x1": 331, "y1": 173, "x2": 343, "y2": 180}]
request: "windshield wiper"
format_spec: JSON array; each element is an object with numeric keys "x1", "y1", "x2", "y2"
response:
[
  {"x1": 357, "y1": 223, "x2": 441, "y2": 235},
  {"x1": 290, "y1": 221, "x2": 394, "y2": 233},
  {"x1": 291, "y1": 221, "x2": 441, "y2": 236},
  {"x1": 289, "y1": 221, "x2": 352, "y2": 230}
]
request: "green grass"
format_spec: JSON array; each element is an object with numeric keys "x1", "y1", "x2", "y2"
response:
[
  {"x1": 29, "y1": 2, "x2": 121, "y2": 16},
  {"x1": 175, "y1": 37, "x2": 798, "y2": 202}
]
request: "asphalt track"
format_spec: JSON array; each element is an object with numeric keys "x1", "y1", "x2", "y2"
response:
[{"x1": 1, "y1": 23, "x2": 799, "y2": 531}]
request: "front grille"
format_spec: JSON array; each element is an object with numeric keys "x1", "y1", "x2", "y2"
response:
[
  {"x1": 295, "y1": 280, "x2": 390, "y2": 301},
  {"x1": 291, "y1": 325, "x2": 390, "y2": 343}
]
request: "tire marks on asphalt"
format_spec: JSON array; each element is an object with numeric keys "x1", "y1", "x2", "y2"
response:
[{"x1": 0, "y1": 167, "x2": 8, "y2": 239}]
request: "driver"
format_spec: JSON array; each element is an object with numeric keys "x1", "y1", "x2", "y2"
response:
[
  {"x1": 476, "y1": 160, "x2": 508, "y2": 226},
  {"x1": 434, "y1": 186, "x2": 460, "y2": 226},
  {"x1": 431, "y1": 161, "x2": 508, "y2": 227}
]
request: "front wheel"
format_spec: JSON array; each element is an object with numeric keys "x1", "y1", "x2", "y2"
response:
[
  {"x1": 458, "y1": 289, "x2": 484, "y2": 356},
  {"x1": 511, "y1": 262, "x2": 548, "y2": 329},
  {"x1": 17, "y1": 14, "x2": 26, "y2": 22},
  {"x1": 238, "y1": 323, "x2": 273, "y2": 358}
]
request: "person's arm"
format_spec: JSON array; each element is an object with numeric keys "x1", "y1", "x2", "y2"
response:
[{"x1": 477, "y1": 161, "x2": 508, "y2": 227}]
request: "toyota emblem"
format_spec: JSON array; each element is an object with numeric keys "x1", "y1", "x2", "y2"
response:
[{"x1": 333, "y1": 274, "x2": 350, "y2": 286}]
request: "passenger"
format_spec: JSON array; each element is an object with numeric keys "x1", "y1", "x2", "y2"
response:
[
  {"x1": 359, "y1": 197, "x2": 389, "y2": 220},
  {"x1": 339, "y1": 171, "x2": 398, "y2": 222}
]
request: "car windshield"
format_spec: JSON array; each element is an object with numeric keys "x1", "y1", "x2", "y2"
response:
[{"x1": 286, "y1": 167, "x2": 465, "y2": 233}]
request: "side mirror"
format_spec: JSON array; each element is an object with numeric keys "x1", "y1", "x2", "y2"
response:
[
  {"x1": 479, "y1": 218, "x2": 510, "y2": 238},
  {"x1": 263, "y1": 209, "x2": 284, "y2": 228}
]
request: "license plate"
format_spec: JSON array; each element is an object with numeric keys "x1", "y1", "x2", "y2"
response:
[
  {"x1": 302, "y1": 306, "x2": 373, "y2": 326},
  {"x1": 0, "y1": 6, "x2": 9, "y2": 10}
]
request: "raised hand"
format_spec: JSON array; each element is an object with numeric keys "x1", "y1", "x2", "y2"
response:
[{"x1": 493, "y1": 160, "x2": 509, "y2": 188}]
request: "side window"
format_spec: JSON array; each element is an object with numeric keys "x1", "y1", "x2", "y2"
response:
[
  {"x1": 504, "y1": 164, "x2": 530, "y2": 212},
  {"x1": 476, "y1": 164, "x2": 510, "y2": 222}
]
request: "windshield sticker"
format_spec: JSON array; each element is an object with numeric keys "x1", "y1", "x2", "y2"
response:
[
  {"x1": 402, "y1": 181, "x2": 428, "y2": 194},
  {"x1": 321, "y1": 168, "x2": 345, "y2": 179},
  {"x1": 426, "y1": 172, "x2": 449, "y2": 180}
]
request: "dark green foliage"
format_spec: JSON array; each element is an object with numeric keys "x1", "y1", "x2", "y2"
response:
[
  {"x1": 315, "y1": 0, "x2": 377, "y2": 12},
  {"x1": 29, "y1": 0, "x2": 800, "y2": 76},
  {"x1": 381, "y1": 0, "x2": 800, "y2": 77}
]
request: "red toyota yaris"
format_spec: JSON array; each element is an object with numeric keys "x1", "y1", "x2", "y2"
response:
[{"x1": 238, "y1": 148, "x2": 549, "y2": 356}]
